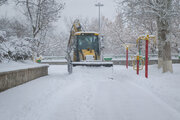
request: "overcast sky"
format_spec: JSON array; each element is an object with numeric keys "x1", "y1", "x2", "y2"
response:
[
  {"x1": 58, "y1": 0, "x2": 117, "y2": 31},
  {"x1": 62, "y1": 0, "x2": 116, "y2": 19},
  {"x1": 0, "y1": 0, "x2": 117, "y2": 32}
]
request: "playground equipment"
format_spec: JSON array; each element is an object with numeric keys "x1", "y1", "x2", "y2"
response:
[
  {"x1": 122, "y1": 43, "x2": 135, "y2": 69},
  {"x1": 132, "y1": 55, "x2": 144, "y2": 75},
  {"x1": 135, "y1": 35, "x2": 156, "y2": 78}
]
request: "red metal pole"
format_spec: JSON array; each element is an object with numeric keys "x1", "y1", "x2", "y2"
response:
[
  {"x1": 137, "y1": 56, "x2": 139, "y2": 75},
  {"x1": 126, "y1": 47, "x2": 128, "y2": 69},
  {"x1": 145, "y1": 39, "x2": 148, "y2": 78}
]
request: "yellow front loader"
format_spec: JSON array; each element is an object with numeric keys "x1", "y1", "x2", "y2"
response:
[{"x1": 66, "y1": 19, "x2": 113, "y2": 74}]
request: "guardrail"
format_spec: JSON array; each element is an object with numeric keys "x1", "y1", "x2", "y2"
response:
[
  {"x1": 109, "y1": 54, "x2": 180, "y2": 59},
  {"x1": 42, "y1": 54, "x2": 180, "y2": 59},
  {"x1": 41, "y1": 55, "x2": 180, "y2": 65},
  {"x1": 42, "y1": 56, "x2": 65, "y2": 60}
]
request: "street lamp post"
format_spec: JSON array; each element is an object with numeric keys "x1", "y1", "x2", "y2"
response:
[{"x1": 95, "y1": 2, "x2": 104, "y2": 32}]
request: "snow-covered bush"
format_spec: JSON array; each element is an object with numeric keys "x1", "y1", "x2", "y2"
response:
[
  {"x1": 0, "y1": 31, "x2": 7, "y2": 62},
  {"x1": 0, "y1": 34, "x2": 33, "y2": 62},
  {"x1": 0, "y1": 31, "x2": 6, "y2": 43},
  {"x1": 7, "y1": 37, "x2": 32, "y2": 61}
]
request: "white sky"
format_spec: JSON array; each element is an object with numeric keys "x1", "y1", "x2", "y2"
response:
[
  {"x1": 56, "y1": 0, "x2": 117, "y2": 31},
  {"x1": 62, "y1": 0, "x2": 116, "y2": 19},
  {"x1": 0, "y1": 0, "x2": 117, "y2": 32}
]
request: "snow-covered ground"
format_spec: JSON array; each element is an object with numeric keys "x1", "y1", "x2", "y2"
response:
[{"x1": 0, "y1": 64, "x2": 180, "y2": 120}]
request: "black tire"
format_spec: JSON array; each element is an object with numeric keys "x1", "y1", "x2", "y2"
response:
[{"x1": 68, "y1": 62, "x2": 73, "y2": 74}]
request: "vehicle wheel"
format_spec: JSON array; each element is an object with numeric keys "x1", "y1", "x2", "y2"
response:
[{"x1": 68, "y1": 62, "x2": 73, "y2": 74}]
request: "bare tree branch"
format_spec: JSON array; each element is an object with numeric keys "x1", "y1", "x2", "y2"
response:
[{"x1": 16, "y1": 0, "x2": 65, "y2": 38}]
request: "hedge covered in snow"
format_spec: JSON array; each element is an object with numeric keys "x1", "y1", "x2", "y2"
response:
[{"x1": 0, "y1": 31, "x2": 33, "y2": 62}]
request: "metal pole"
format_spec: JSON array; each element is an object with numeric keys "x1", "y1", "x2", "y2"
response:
[
  {"x1": 137, "y1": 56, "x2": 139, "y2": 75},
  {"x1": 95, "y1": 2, "x2": 104, "y2": 32},
  {"x1": 145, "y1": 39, "x2": 148, "y2": 78},
  {"x1": 99, "y1": 6, "x2": 100, "y2": 32},
  {"x1": 126, "y1": 47, "x2": 128, "y2": 69}
]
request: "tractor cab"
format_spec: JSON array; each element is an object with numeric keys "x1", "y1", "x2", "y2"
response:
[{"x1": 74, "y1": 32, "x2": 101, "y2": 61}]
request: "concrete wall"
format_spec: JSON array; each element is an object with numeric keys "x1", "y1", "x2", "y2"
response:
[{"x1": 0, "y1": 66, "x2": 48, "y2": 92}]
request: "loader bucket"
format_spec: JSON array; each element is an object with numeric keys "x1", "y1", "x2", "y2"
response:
[{"x1": 72, "y1": 62, "x2": 113, "y2": 67}]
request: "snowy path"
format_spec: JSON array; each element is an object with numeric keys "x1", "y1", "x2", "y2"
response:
[{"x1": 0, "y1": 65, "x2": 180, "y2": 120}]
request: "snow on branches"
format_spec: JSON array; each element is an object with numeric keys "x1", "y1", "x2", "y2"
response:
[
  {"x1": 116, "y1": 0, "x2": 179, "y2": 72},
  {"x1": 16, "y1": 0, "x2": 65, "y2": 38},
  {"x1": 0, "y1": 30, "x2": 34, "y2": 62}
]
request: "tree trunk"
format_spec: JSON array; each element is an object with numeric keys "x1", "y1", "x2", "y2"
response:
[
  {"x1": 158, "y1": 18, "x2": 173, "y2": 73},
  {"x1": 162, "y1": 41, "x2": 173, "y2": 73},
  {"x1": 158, "y1": 45, "x2": 163, "y2": 69},
  {"x1": 157, "y1": 18, "x2": 163, "y2": 69},
  {"x1": 157, "y1": 0, "x2": 173, "y2": 73}
]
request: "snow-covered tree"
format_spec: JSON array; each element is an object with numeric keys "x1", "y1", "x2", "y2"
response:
[
  {"x1": 16, "y1": 0, "x2": 65, "y2": 58},
  {"x1": 116, "y1": 0, "x2": 180, "y2": 73},
  {"x1": 9, "y1": 20, "x2": 31, "y2": 38},
  {"x1": 16, "y1": 0, "x2": 65, "y2": 38},
  {"x1": 102, "y1": 15, "x2": 124, "y2": 55},
  {"x1": 0, "y1": 17, "x2": 31, "y2": 38},
  {"x1": 0, "y1": 17, "x2": 34, "y2": 62},
  {"x1": 43, "y1": 31, "x2": 68, "y2": 56},
  {"x1": 171, "y1": 18, "x2": 180, "y2": 54}
]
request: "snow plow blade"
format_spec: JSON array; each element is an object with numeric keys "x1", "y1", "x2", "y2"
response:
[{"x1": 72, "y1": 62, "x2": 113, "y2": 67}]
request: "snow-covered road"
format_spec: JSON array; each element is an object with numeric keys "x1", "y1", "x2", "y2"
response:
[{"x1": 0, "y1": 65, "x2": 180, "y2": 120}]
